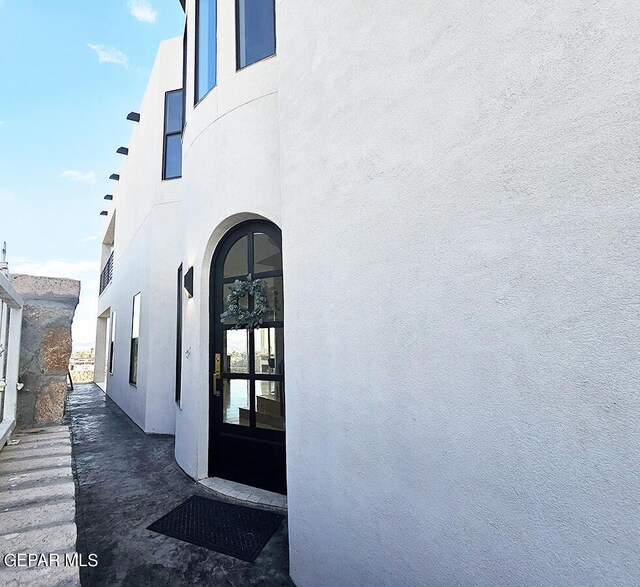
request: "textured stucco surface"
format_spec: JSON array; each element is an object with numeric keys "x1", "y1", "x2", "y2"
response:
[
  {"x1": 276, "y1": 1, "x2": 640, "y2": 586},
  {"x1": 96, "y1": 37, "x2": 183, "y2": 434},
  {"x1": 11, "y1": 275, "x2": 80, "y2": 427},
  {"x1": 95, "y1": 1, "x2": 639, "y2": 585}
]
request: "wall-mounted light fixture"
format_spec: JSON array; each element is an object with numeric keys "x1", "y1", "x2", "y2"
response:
[
  {"x1": 116, "y1": 147, "x2": 129, "y2": 155},
  {"x1": 126, "y1": 112, "x2": 140, "y2": 122},
  {"x1": 183, "y1": 267, "x2": 194, "y2": 298},
  {"x1": 100, "y1": 211, "x2": 108, "y2": 216},
  {"x1": 109, "y1": 173, "x2": 120, "y2": 181},
  {"x1": 104, "y1": 194, "x2": 113, "y2": 201}
]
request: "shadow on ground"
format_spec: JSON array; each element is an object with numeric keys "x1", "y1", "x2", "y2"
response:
[{"x1": 65, "y1": 383, "x2": 292, "y2": 586}]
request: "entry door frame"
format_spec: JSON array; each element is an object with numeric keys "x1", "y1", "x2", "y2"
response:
[{"x1": 208, "y1": 220, "x2": 286, "y2": 493}]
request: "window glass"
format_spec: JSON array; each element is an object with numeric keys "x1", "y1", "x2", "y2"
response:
[
  {"x1": 130, "y1": 293, "x2": 141, "y2": 385},
  {"x1": 254, "y1": 327, "x2": 283, "y2": 374},
  {"x1": 223, "y1": 379, "x2": 250, "y2": 426},
  {"x1": 223, "y1": 329, "x2": 249, "y2": 373},
  {"x1": 223, "y1": 235, "x2": 248, "y2": 278},
  {"x1": 165, "y1": 90, "x2": 183, "y2": 133},
  {"x1": 255, "y1": 380, "x2": 284, "y2": 430},
  {"x1": 253, "y1": 232, "x2": 281, "y2": 273},
  {"x1": 260, "y1": 276, "x2": 284, "y2": 322},
  {"x1": 182, "y1": 20, "x2": 187, "y2": 129},
  {"x1": 237, "y1": 0, "x2": 275, "y2": 69},
  {"x1": 108, "y1": 310, "x2": 116, "y2": 374},
  {"x1": 111, "y1": 311, "x2": 117, "y2": 342},
  {"x1": 163, "y1": 89, "x2": 183, "y2": 180},
  {"x1": 129, "y1": 339, "x2": 139, "y2": 385},
  {"x1": 132, "y1": 294, "x2": 141, "y2": 339},
  {"x1": 164, "y1": 134, "x2": 182, "y2": 179},
  {"x1": 197, "y1": 0, "x2": 217, "y2": 100}
]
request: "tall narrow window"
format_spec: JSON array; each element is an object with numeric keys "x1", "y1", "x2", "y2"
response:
[
  {"x1": 236, "y1": 0, "x2": 275, "y2": 69},
  {"x1": 196, "y1": 0, "x2": 217, "y2": 102},
  {"x1": 108, "y1": 311, "x2": 116, "y2": 375},
  {"x1": 163, "y1": 89, "x2": 183, "y2": 179},
  {"x1": 182, "y1": 20, "x2": 187, "y2": 130},
  {"x1": 129, "y1": 293, "x2": 141, "y2": 386},
  {"x1": 176, "y1": 265, "x2": 183, "y2": 404}
]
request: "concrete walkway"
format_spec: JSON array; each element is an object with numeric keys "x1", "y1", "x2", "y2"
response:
[
  {"x1": 65, "y1": 383, "x2": 291, "y2": 586},
  {"x1": 0, "y1": 425, "x2": 80, "y2": 586}
]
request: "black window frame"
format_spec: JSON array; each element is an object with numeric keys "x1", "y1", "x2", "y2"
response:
[
  {"x1": 194, "y1": 0, "x2": 218, "y2": 105},
  {"x1": 162, "y1": 88, "x2": 183, "y2": 180},
  {"x1": 176, "y1": 264, "x2": 183, "y2": 404},
  {"x1": 129, "y1": 293, "x2": 141, "y2": 386},
  {"x1": 235, "y1": 0, "x2": 277, "y2": 71}
]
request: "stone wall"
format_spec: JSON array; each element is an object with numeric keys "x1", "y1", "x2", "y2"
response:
[{"x1": 10, "y1": 275, "x2": 80, "y2": 427}]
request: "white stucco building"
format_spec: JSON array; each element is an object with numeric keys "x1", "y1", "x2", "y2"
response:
[{"x1": 94, "y1": 1, "x2": 639, "y2": 585}]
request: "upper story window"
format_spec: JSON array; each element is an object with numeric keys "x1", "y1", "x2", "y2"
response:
[
  {"x1": 163, "y1": 89, "x2": 183, "y2": 179},
  {"x1": 196, "y1": 0, "x2": 217, "y2": 102},
  {"x1": 236, "y1": 0, "x2": 276, "y2": 69}
]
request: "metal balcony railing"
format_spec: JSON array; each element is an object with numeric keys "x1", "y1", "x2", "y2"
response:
[{"x1": 99, "y1": 252, "x2": 114, "y2": 295}]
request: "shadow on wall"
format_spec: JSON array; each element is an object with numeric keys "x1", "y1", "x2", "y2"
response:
[{"x1": 9, "y1": 275, "x2": 80, "y2": 428}]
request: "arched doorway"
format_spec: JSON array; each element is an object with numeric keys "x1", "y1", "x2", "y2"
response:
[{"x1": 209, "y1": 220, "x2": 286, "y2": 494}]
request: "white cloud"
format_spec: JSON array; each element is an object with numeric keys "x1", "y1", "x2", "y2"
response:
[
  {"x1": 0, "y1": 120, "x2": 4, "y2": 126},
  {"x1": 12, "y1": 260, "x2": 101, "y2": 350},
  {"x1": 128, "y1": 0, "x2": 157, "y2": 23},
  {"x1": 87, "y1": 44, "x2": 129, "y2": 67},
  {"x1": 81, "y1": 232, "x2": 102, "y2": 242},
  {"x1": 61, "y1": 170, "x2": 96, "y2": 183}
]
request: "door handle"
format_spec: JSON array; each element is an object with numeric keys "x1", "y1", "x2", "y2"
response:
[{"x1": 213, "y1": 353, "x2": 221, "y2": 396}]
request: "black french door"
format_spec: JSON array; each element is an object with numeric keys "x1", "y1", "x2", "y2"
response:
[{"x1": 209, "y1": 221, "x2": 286, "y2": 494}]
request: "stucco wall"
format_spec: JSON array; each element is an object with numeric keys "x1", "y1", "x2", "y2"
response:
[
  {"x1": 96, "y1": 37, "x2": 183, "y2": 434},
  {"x1": 11, "y1": 275, "x2": 80, "y2": 427},
  {"x1": 276, "y1": 1, "x2": 639, "y2": 586}
]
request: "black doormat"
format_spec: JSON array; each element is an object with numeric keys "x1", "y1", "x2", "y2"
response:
[{"x1": 147, "y1": 495, "x2": 284, "y2": 562}]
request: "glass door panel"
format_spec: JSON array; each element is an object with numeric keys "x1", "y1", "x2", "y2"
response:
[
  {"x1": 255, "y1": 380, "x2": 284, "y2": 431},
  {"x1": 223, "y1": 329, "x2": 249, "y2": 373},
  {"x1": 222, "y1": 379, "x2": 250, "y2": 426},
  {"x1": 254, "y1": 327, "x2": 284, "y2": 374}
]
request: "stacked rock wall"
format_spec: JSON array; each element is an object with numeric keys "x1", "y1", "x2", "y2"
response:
[{"x1": 10, "y1": 275, "x2": 80, "y2": 427}]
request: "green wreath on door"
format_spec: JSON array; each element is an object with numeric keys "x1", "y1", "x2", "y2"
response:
[{"x1": 220, "y1": 274, "x2": 270, "y2": 330}]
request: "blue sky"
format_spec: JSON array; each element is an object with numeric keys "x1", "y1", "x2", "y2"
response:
[{"x1": 0, "y1": 0, "x2": 184, "y2": 349}]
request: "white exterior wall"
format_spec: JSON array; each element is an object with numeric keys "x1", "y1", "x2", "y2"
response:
[
  {"x1": 96, "y1": 37, "x2": 183, "y2": 434},
  {"x1": 276, "y1": 2, "x2": 639, "y2": 586},
  {"x1": 174, "y1": 0, "x2": 281, "y2": 479},
  {"x1": 93, "y1": 2, "x2": 639, "y2": 585}
]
